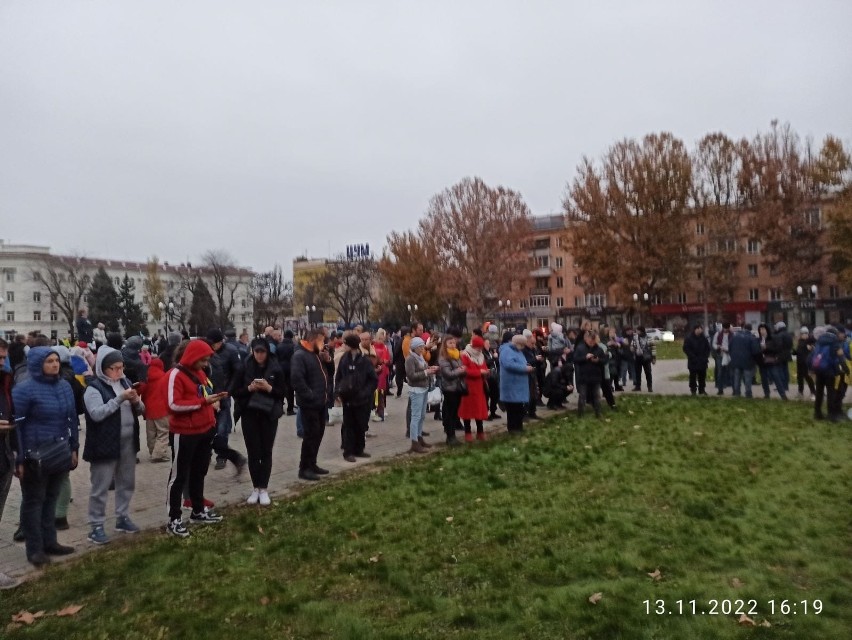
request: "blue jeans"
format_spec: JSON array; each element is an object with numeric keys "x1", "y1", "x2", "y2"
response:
[
  {"x1": 213, "y1": 397, "x2": 233, "y2": 461},
  {"x1": 760, "y1": 364, "x2": 788, "y2": 400},
  {"x1": 408, "y1": 388, "x2": 428, "y2": 441},
  {"x1": 296, "y1": 407, "x2": 304, "y2": 438},
  {"x1": 732, "y1": 367, "x2": 755, "y2": 398},
  {"x1": 20, "y1": 468, "x2": 66, "y2": 559},
  {"x1": 619, "y1": 360, "x2": 633, "y2": 387}
]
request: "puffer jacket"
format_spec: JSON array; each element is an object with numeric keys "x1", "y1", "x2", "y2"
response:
[
  {"x1": 10, "y1": 347, "x2": 79, "y2": 465},
  {"x1": 498, "y1": 343, "x2": 530, "y2": 403},
  {"x1": 438, "y1": 355, "x2": 466, "y2": 393},
  {"x1": 141, "y1": 358, "x2": 169, "y2": 420},
  {"x1": 167, "y1": 340, "x2": 216, "y2": 435},
  {"x1": 290, "y1": 342, "x2": 329, "y2": 410}
]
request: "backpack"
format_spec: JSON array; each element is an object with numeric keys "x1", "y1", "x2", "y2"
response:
[
  {"x1": 808, "y1": 342, "x2": 837, "y2": 375},
  {"x1": 336, "y1": 354, "x2": 362, "y2": 402}
]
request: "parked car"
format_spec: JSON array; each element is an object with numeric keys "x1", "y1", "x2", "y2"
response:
[{"x1": 646, "y1": 328, "x2": 675, "y2": 342}]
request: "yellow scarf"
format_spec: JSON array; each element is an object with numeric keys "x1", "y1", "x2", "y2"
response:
[{"x1": 447, "y1": 348, "x2": 460, "y2": 360}]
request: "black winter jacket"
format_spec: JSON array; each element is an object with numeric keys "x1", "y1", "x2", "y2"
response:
[
  {"x1": 334, "y1": 351, "x2": 378, "y2": 407},
  {"x1": 209, "y1": 341, "x2": 241, "y2": 392},
  {"x1": 231, "y1": 356, "x2": 286, "y2": 417},
  {"x1": 277, "y1": 338, "x2": 295, "y2": 374},
  {"x1": 683, "y1": 332, "x2": 711, "y2": 371},
  {"x1": 290, "y1": 345, "x2": 329, "y2": 410},
  {"x1": 573, "y1": 342, "x2": 606, "y2": 385}
]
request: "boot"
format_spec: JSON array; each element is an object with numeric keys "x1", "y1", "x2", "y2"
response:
[
  {"x1": 464, "y1": 432, "x2": 474, "y2": 443},
  {"x1": 445, "y1": 434, "x2": 461, "y2": 447},
  {"x1": 418, "y1": 436, "x2": 433, "y2": 449},
  {"x1": 409, "y1": 441, "x2": 427, "y2": 454},
  {"x1": 476, "y1": 431, "x2": 487, "y2": 441}
]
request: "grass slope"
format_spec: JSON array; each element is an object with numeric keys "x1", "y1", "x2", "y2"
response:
[{"x1": 3, "y1": 397, "x2": 851, "y2": 639}]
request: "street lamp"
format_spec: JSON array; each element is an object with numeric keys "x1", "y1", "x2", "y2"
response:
[
  {"x1": 795, "y1": 284, "x2": 818, "y2": 328},
  {"x1": 158, "y1": 300, "x2": 176, "y2": 334},
  {"x1": 497, "y1": 299, "x2": 511, "y2": 333},
  {"x1": 407, "y1": 303, "x2": 418, "y2": 323},
  {"x1": 305, "y1": 305, "x2": 316, "y2": 329},
  {"x1": 632, "y1": 293, "x2": 649, "y2": 327}
]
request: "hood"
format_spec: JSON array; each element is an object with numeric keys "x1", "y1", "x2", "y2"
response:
[
  {"x1": 550, "y1": 323, "x2": 563, "y2": 335},
  {"x1": 147, "y1": 357, "x2": 166, "y2": 382},
  {"x1": 123, "y1": 335, "x2": 144, "y2": 354},
  {"x1": 95, "y1": 346, "x2": 124, "y2": 384},
  {"x1": 27, "y1": 346, "x2": 60, "y2": 382},
  {"x1": 179, "y1": 339, "x2": 214, "y2": 368},
  {"x1": 52, "y1": 345, "x2": 71, "y2": 364},
  {"x1": 816, "y1": 333, "x2": 838, "y2": 348}
]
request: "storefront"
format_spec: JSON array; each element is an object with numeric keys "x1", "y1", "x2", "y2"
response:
[
  {"x1": 650, "y1": 301, "x2": 768, "y2": 333},
  {"x1": 766, "y1": 298, "x2": 852, "y2": 329},
  {"x1": 558, "y1": 307, "x2": 629, "y2": 331}
]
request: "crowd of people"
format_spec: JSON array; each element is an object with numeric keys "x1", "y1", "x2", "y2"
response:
[{"x1": 0, "y1": 313, "x2": 849, "y2": 589}]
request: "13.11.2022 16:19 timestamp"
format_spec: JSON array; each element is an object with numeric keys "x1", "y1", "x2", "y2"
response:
[{"x1": 644, "y1": 599, "x2": 823, "y2": 616}]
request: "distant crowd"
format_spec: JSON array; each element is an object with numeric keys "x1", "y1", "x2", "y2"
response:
[{"x1": 1, "y1": 310, "x2": 849, "y2": 590}]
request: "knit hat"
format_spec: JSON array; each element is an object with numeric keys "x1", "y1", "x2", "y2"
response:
[
  {"x1": 799, "y1": 326, "x2": 809, "y2": 335},
  {"x1": 168, "y1": 331, "x2": 182, "y2": 346},
  {"x1": 470, "y1": 335, "x2": 485, "y2": 349},
  {"x1": 101, "y1": 349, "x2": 124, "y2": 370},
  {"x1": 344, "y1": 334, "x2": 361, "y2": 349},
  {"x1": 250, "y1": 337, "x2": 270, "y2": 352},
  {"x1": 51, "y1": 345, "x2": 71, "y2": 364},
  {"x1": 206, "y1": 328, "x2": 225, "y2": 344},
  {"x1": 410, "y1": 337, "x2": 426, "y2": 351},
  {"x1": 774, "y1": 321, "x2": 786, "y2": 331},
  {"x1": 522, "y1": 329, "x2": 533, "y2": 338},
  {"x1": 825, "y1": 326, "x2": 839, "y2": 336}
]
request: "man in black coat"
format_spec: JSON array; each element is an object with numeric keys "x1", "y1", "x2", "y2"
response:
[
  {"x1": 277, "y1": 330, "x2": 296, "y2": 415},
  {"x1": 573, "y1": 330, "x2": 606, "y2": 418},
  {"x1": 290, "y1": 329, "x2": 331, "y2": 481},
  {"x1": 683, "y1": 324, "x2": 712, "y2": 395},
  {"x1": 335, "y1": 334, "x2": 378, "y2": 462}
]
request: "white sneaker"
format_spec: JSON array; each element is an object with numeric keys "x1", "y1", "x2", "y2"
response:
[
  {"x1": 371, "y1": 411, "x2": 382, "y2": 422},
  {"x1": 259, "y1": 490, "x2": 271, "y2": 506},
  {"x1": 247, "y1": 489, "x2": 260, "y2": 505},
  {"x1": 0, "y1": 571, "x2": 20, "y2": 590}
]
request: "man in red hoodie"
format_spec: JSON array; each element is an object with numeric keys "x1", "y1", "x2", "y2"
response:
[
  {"x1": 165, "y1": 340, "x2": 228, "y2": 538},
  {"x1": 142, "y1": 358, "x2": 170, "y2": 462}
]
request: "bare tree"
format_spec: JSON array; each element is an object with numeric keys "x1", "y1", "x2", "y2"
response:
[
  {"x1": 143, "y1": 256, "x2": 166, "y2": 322},
  {"x1": 252, "y1": 265, "x2": 293, "y2": 333},
  {"x1": 311, "y1": 254, "x2": 375, "y2": 327},
  {"x1": 31, "y1": 254, "x2": 92, "y2": 339},
  {"x1": 418, "y1": 176, "x2": 532, "y2": 325},
  {"x1": 201, "y1": 249, "x2": 247, "y2": 329},
  {"x1": 377, "y1": 231, "x2": 445, "y2": 326}
]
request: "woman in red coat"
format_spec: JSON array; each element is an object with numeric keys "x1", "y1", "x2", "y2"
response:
[{"x1": 458, "y1": 335, "x2": 490, "y2": 442}]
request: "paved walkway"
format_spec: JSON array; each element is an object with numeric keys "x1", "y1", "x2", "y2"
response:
[{"x1": 0, "y1": 358, "x2": 805, "y2": 581}]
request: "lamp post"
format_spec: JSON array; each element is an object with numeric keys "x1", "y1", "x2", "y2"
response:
[
  {"x1": 498, "y1": 299, "x2": 511, "y2": 334},
  {"x1": 795, "y1": 284, "x2": 818, "y2": 329},
  {"x1": 305, "y1": 305, "x2": 316, "y2": 330},
  {"x1": 632, "y1": 293, "x2": 649, "y2": 327},
  {"x1": 158, "y1": 300, "x2": 176, "y2": 334},
  {"x1": 407, "y1": 303, "x2": 418, "y2": 323}
]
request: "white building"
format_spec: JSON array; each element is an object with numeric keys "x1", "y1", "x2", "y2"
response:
[{"x1": 0, "y1": 240, "x2": 255, "y2": 341}]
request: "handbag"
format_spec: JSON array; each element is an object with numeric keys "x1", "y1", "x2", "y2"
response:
[
  {"x1": 247, "y1": 392, "x2": 277, "y2": 416},
  {"x1": 25, "y1": 437, "x2": 72, "y2": 475},
  {"x1": 457, "y1": 376, "x2": 469, "y2": 396}
]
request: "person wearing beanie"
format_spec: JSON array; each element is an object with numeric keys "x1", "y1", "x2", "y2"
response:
[
  {"x1": 405, "y1": 337, "x2": 438, "y2": 452},
  {"x1": 93, "y1": 322, "x2": 107, "y2": 349},
  {"x1": 165, "y1": 340, "x2": 228, "y2": 537},
  {"x1": 459, "y1": 335, "x2": 490, "y2": 441},
  {"x1": 500, "y1": 335, "x2": 534, "y2": 432},
  {"x1": 158, "y1": 331, "x2": 183, "y2": 371},
  {"x1": 276, "y1": 329, "x2": 297, "y2": 415},
  {"x1": 335, "y1": 334, "x2": 378, "y2": 462},
  {"x1": 83, "y1": 347, "x2": 146, "y2": 544},
  {"x1": 230, "y1": 337, "x2": 286, "y2": 506},
  {"x1": 772, "y1": 321, "x2": 793, "y2": 393},
  {"x1": 795, "y1": 326, "x2": 816, "y2": 398},
  {"x1": 122, "y1": 335, "x2": 148, "y2": 385},
  {"x1": 206, "y1": 328, "x2": 246, "y2": 473}
]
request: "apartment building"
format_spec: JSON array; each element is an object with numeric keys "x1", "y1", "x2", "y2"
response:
[{"x1": 0, "y1": 240, "x2": 255, "y2": 341}]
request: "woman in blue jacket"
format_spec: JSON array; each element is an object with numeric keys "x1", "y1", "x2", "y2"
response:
[
  {"x1": 11, "y1": 347, "x2": 79, "y2": 567},
  {"x1": 499, "y1": 335, "x2": 534, "y2": 432}
]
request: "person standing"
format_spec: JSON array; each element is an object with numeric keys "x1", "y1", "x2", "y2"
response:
[
  {"x1": 393, "y1": 327, "x2": 410, "y2": 398},
  {"x1": 774, "y1": 321, "x2": 794, "y2": 394},
  {"x1": 371, "y1": 329, "x2": 391, "y2": 422},
  {"x1": 437, "y1": 336, "x2": 466, "y2": 446},
  {"x1": 231, "y1": 338, "x2": 285, "y2": 505},
  {"x1": 335, "y1": 334, "x2": 377, "y2": 461},
  {"x1": 92, "y1": 323, "x2": 107, "y2": 350},
  {"x1": 459, "y1": 335, "x2": 490, "y2": 441},
  {"x1": 573, "y1": 330, "x2": 606, "y2": 418},
  {"x1": 683, "y1": 324, "x2": 711, "y2": 395},
  {"x1": 76, "y1": 309, "x2": 94, "y2": 344},
  {"x1": 795, "y1": 326, "x2": 816, "y2": 398},
  {"x1": 206, "y1": 329, "x2": 246, "y2": 473},
  {"x1": 757, "y1": 324, "x2": 788, "y2": 400},
  {"x1": 142, "y1": 358, "x2": 171, "y2": 462},
  {"x1": 165, "y1": 340, "x2": 228, "y2": 538},
  {"x1": 290, "y1": 329, "x2": 331, "y2": 481},
  {"x1": 500, "y1": 335, "x2": 533, "y2": 432},
  {"x1": 405, "y1": 337, "x2": 437, "y2": 453},
  {"x1": 0, "y1": 339, "x2": 21, "y2": 588},
  {"x1": 729, "y1": 324, "x2": 760, "y2": 398},
  {"x1": 11, "y1": 347, "x2": 79, "y2": 567},
  {"x1": 631, "y1": 326, "x2": 656, "y2": 392},
  {"x1": 713, "y1": 323, "x2": 733, "y2": 395},
  {"x1": 83, "y1": 347, "x2": 145, "y2": 545},
  {"x1": 810, "y1": 326, "x2": 845, "y2": 422},
  {"x1": 277, "y1": 330, "x2": 296, "y2": 415}
]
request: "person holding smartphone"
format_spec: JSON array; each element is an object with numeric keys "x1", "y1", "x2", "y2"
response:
[{"x1": 165, "y1": 340, "x2": 228, "y2": 538}]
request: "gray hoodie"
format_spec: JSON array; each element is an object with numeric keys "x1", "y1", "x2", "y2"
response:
[{"x1": 83, "y1": 346, "x2": 145, "y2": 439}]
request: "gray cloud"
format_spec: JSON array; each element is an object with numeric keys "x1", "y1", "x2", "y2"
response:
[{"x1": 2, "y1": 0, "x2": 850, "y2": 275}]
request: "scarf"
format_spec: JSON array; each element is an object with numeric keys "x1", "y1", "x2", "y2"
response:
[
  {"x1": 447, "y1": 348, "x2": 460, "y2": 360},
  {"x1": 411, "y1": 350, "x2": 427, "y2": 370},
  {"x1": 463, "y1": 344, "x2": 485, "y2": 366}
]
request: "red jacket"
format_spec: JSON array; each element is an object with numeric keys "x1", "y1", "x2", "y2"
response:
[
  {"x1": 141, "y1": 358, "x2": 169, "y2": 420},
  {"x1": 167, "y1": 340, "x2": 216, "y2": 435}
]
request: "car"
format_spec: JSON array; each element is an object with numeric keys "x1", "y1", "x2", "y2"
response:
[{"x1": 646, "y1": 328, "x2": 675, "y2": 342}]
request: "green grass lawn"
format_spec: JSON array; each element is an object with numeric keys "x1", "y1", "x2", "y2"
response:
[
  {"x1": 653, "y1": 339, "x2": 685, "y2": 360},
  {"x1": 3, "y1": 397, "x2": 851, "y2": 639}
]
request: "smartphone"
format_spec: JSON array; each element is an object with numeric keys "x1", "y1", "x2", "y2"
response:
[
  {"x1": 131, "y1": 382, "x2": 143, "y2": 389},
  {"x1": 253, "y1": 379, "x2": 265, "y2": 385}
]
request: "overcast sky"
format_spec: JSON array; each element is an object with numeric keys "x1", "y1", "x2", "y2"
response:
[{"x1": 1, "y1": 0, "x2": 850, "y2": 277}]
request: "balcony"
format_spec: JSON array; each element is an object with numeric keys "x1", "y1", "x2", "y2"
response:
[
  {"x1": 529, "y1": 266, "x2": 553, "y2": 278},
  {"x1": 529, "y1": 287, "x2": 551, "y2": 296}
]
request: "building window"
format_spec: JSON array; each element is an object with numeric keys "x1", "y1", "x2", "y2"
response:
[
  {"x1": 573, "y1": 275, "x2": 581, "y2": 285},
  {"x1": 556, "y1": 276, "x2": 564, "y2": 288},
  {"x1": 696, "y1": 222, "x2": 705, "y2": 235},
  {"x1": 585, "y1": 293, "x2": 607, "y2": 307},
  {"x1": 83, "y1": 294, "x2": 89, "y2": 303},
  {"x1": 555, "y1": 237, "x2": 562, "y2": 248},
  {"x1": 747, "y1": 240, "x2": 760, "y2": 254},
  {"x1": 677, "y1": 292, "x2": 687, "y2": 304},
  {"x1": 555, "y1": 297, "x2": 564, "y2": 308},
  {"x1": 748, "y1": 288, "x2": 759, "y2": 301},
  {"x1": 5, "y1": 269, "x2": 15, "y2": 282},
  {"x1": 534, "y1": 238, "x2": 551, "y2": 250},
  {"x1": 828, "y1": 285, "x2": 839, "y2": 299},
  {"x1": 769, "y1": 263, "x2": 780, "y2": 276},
  {"x1": 33, "y1": 311, "x2": 41, "y2": 322},
  {"x1": 114, "y1": 277, "x2": 120, "y2": 285},
  {"x1": 50, "y1": 311, "x2": 58, "y2": 322},
  {"x1": 804, "y1": 207, "x2": 821, "y2": 228},
  {"x1": 4, "y1": 291, "x2": 12, "y2": 302},
  {"x1": 769, "y1": 288, "x2": 783, "y2": 301},
  {"x1": 573, "y1": 296, "x2": 581, "y2": 308},
  {"x1": 241, "y1": 299, "x2": 247, "y2": 308},
  {"x1": 535, "y1": 255, "x2": 549, "y2": 268},
  {"x1": 6, "y1": 311, "x2": 14, "y2": 322},
  {"x1": 696, "y1": 270, "x2": 703, "y2": 280},
  {"x1": 242, "y1": 314, "x2": 248, "y2": 322},
  {"x1": 535, "y1": 277, "x2": 549, "y2": 289},
  {"x1": 180, "y1": 297, "x2": 186, "y2": 307},
  {"x1": 555, "y1": 256, "x2": 563, "y2": 268},
  {"x1": 142, "y1": 312, "x2": 149, "y2": 321},
  {"x1": 33, "y1": 291, "x2": 41, "y2": 303},
  {"x1": 717, "y1": 239, "x2": 736, "y2": 253},
  {"x1": 697, "y1": 291, "x2": 705, "y2": 303},
  {"x1": 529, "y1": 296, "x2": 551, "y2": 308},
  {"x1": 748, "y1": 264, "x2": 758, "y2": 277},
  {"x1": 652, "y1": 293, "x2": 662, "y2": 305},
  {"x1": 696, "y1": 245, "x2": 706, "y2": 257}
]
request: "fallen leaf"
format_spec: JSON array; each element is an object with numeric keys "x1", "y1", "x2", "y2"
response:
[
  {"x1": 369, "y1": 553, "x2": 382, "y2": 563},
  {"x1": 683, "y1": 416, "x2": 690, "y2": 422},
  {"x1": 450, "y1": 554, "x2": 458, "y2": 563},
  {"x1": 604, "y1": 418, "x2": 611, "y2": 423},
  {"x1": 759, "y1": 620, "x2": 771, "y2": 628},
  {"x1": 628, "y1": 410, "x2": 635, "y2": 415},
  {"x1": 748, "y1": 464, "x2": 760, "y2": 476},
  {"x1": 693, "y1": 431, "x2": 704, "y2": 437},
  {"x1": 326, "y1": 495, "x2": 335, "y2": 501},
  {"x1": 55, "y1": 604, "x2": 85, "y2": 617},
  {"x1": 738, "y1": 613, "x2": 755, "y2": 626},
  {"x1": 257, "y1": 525, "x2": 264, "y2": 535},
  {"x1": 245, "y1": 546, "x2": 256, "y2": 551},
  {"x1": 349, "y1": 530, "x2": 359, "y2": 540},
  {"x1": 438, "y1": 467, "x2": 444, "y2": 472},
  {"x1": 633, "y1": 424, "x2": 641, "y2": 430},
  {"x1": 121, "y1": 601, "x2": 131, "y2": 615},
  {"x1": 647, "y1": 568, "x2": 662, "y2": 581},
  {"x1": 730, "y1": 577, "x2": 744, "y2": 588},
  {"x1": 445, "y1": 516, "x2": 454, "y2": 523},
  {"x1": 475, "y1": 498, "x2": 482, "y2": 503},
  {"x1": 32, "y1": 611, "x2": 46, "y2": 619},
  {"x1": 260, "y1": 596, "x2": 270, "y2": 606},
  {"x1": 12, "y1": 611, "x2": 36, "y2": 625},
  {"x1": 619, "y1": 441, "x2": 627, "y2": 446},
  {"x1": 588, "y1": 592, "x2": 603, "y2": 605},
  {"x1": 584, "y1": 445, "x2": 593, "y2": 449}
]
